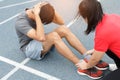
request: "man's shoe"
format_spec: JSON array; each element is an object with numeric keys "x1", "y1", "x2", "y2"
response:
[
  {"x1": 95, "y1": 60, "x2": 109, "y2": 70},
  {"x1": 77, "y1": 67, "x2": 103, "y2": 79}
]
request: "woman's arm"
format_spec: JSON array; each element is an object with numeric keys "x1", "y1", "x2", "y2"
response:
[
  {"x1": 86, "y1": 50, "x2": 105, "y2": 69},
  {"x1": 78, "y1": 50, "x2": 105, "y2": 69}
]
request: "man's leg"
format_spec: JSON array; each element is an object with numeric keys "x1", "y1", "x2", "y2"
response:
[
  {"x1": 42, "y1": 32, "x2": 80, "y2": 64},
  {"x1": 54, "y1": 26, "x2": 109, "y2": 70},
  {"x1": 54, "y1": 25, "x2": 87, "y2": 54},
  {"x1": 42, "y1": 31, "x2": 103, "y2": 79}
]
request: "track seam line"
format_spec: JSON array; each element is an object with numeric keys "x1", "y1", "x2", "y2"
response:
[
  {"x1": 0, "y1": 58, "x2": 30, "y2": 80},
  {"x1": 0, "y1": 56, "x2": 61, "y2": 80},
  {"x1": 0, "y1": 0, "x2": 38, "y2": 10}
]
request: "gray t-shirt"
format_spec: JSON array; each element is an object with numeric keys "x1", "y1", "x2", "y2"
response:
[{"x1": 15, "y1": 11, "x2": 36, "y2": 52}]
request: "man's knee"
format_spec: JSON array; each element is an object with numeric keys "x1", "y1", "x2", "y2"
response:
[
  {"x1": 55, "y1": 26, "x2": 71, "y2": 36},
  {"x1": 50, "y1": 32, "x2": 61, "y2": 40}
]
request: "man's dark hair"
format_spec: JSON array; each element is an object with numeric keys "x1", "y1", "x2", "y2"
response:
[
  {"x1": 39, "y1": 3, "x2": 55, "y2": 25},
  {"x1": 79, "y1": 0, "x2": 104, "y2": 35}
]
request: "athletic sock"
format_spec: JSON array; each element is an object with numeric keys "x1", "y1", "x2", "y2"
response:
[{"x1": 83, "y1": 53, "x2": 91, "y2": 60}]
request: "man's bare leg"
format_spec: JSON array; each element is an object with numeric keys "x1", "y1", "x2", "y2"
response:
[
  {"x1": 54, "y1": 25, "x2": 87, "y2": 55},
  {"x1": 42, "y1": 32, "x2": 80, "y2": 64}
]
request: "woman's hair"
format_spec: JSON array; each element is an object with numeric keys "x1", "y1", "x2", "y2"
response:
[
  {"x1": 39, "y1": 3, "x2": 55, "y2": 25},
  {"x1": 78, "y1": 0, "x2": 104, "y2": 35}
]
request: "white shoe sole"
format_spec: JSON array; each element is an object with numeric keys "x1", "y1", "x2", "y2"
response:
[
  {"x1": 77, "y1": 70, "x2": 102, "y2": 79},
  {"x1": 94, "y1": 66, "x2": 108, "y2": 70}
]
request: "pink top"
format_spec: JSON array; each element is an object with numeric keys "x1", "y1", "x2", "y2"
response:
[{"x1": 94, "y1": 14, "x2": 120, "y2": 58}]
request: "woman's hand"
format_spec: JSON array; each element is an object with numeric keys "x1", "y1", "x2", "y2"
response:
[{"x1": 86, "y1": 49, "x2": 94, "y2": 55}]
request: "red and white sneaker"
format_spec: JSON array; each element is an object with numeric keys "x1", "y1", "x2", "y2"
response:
[
  {"x1": 77, "y1": 59, "x2": 103, "y2": 79},
  {"x1": 95, "y1": 60, "x2": 109, "y2": 70},
  {"x1": 77, "y1": 67, "x2": 103, "y2": 79}
]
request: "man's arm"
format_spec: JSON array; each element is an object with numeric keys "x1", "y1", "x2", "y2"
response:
[
  {"x1": 53, "y1": 11, "x2": 65, "y2": 25},
  {"x1": 27, "y1": 3, "x2": 45, "y2": 42}
]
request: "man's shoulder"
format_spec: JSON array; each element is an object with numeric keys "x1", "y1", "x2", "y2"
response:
[
  {"x1": 16, "y1": 12, "x2": 29, "y2": 25},
  {"x1": 16, "y1": 12, "x2": 27, "y2": 21}
]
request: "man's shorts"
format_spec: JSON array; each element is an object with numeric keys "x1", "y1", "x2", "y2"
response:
[{"x1": 25, "y1": 40, "x2": 45, "y2": 60}]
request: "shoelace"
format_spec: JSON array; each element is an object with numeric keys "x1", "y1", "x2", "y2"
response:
[{"x1": 85, "y1": 68, "x2": 100, "y2": 77}]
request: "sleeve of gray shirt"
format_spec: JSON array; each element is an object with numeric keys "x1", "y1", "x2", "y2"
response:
[{"x1": 15, "y1": 18, "x2": 32, "y2": 35}]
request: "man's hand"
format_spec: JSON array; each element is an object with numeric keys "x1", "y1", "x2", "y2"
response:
[
  {"x1": 33, "y1": 2, "x2": 48, "y2": 15},
  {"x1": 31, "y1": 2, "x2": 48, "y2": 42},
  {"x1": 76, "y1": 59, "x2": 88, "y2": 70},
  {"x1": 33, "y1": 2, "x2": 42, "y2": 15}
]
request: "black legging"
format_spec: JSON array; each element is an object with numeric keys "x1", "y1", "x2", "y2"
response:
[
  {"x1": 106, "y1": 50, "x2": 120, "y2": 68},
  {"x1": 102, "y1": 50, "x2": 120, "y2": 80},
  {"x1": 102, "y1": 68, "x2": 120, "y2": 80}
]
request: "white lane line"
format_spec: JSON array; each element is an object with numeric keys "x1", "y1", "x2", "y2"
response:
[
  {"x1": 0, "y1": 0, "x2": 38, "y2": 25},
  {"x1": 67, "y1": 16, "x2": 79, "y2": 27},
  {"x1": 0, "y1": 56, "x2": 61, "y2": 80},
  {"x1": 67, "y1": 0, "x2": 101, "y2": 28},
  {"x1": 1, "y1": 58, "x2": 30, "y2": 80},
  {"x1": 0, "y1": 0, "x2": 4, "y2": 2},
  {"x1": 0, "y1": 0, "x2": 38, "y2": 10},
  {"x1": 0, "y1": 13, "x2": 19, "y2": 25}
]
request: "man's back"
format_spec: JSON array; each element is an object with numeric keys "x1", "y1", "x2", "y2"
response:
[{"x1": 15, "y1": 11, "x2": 36, "y2": 52}]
